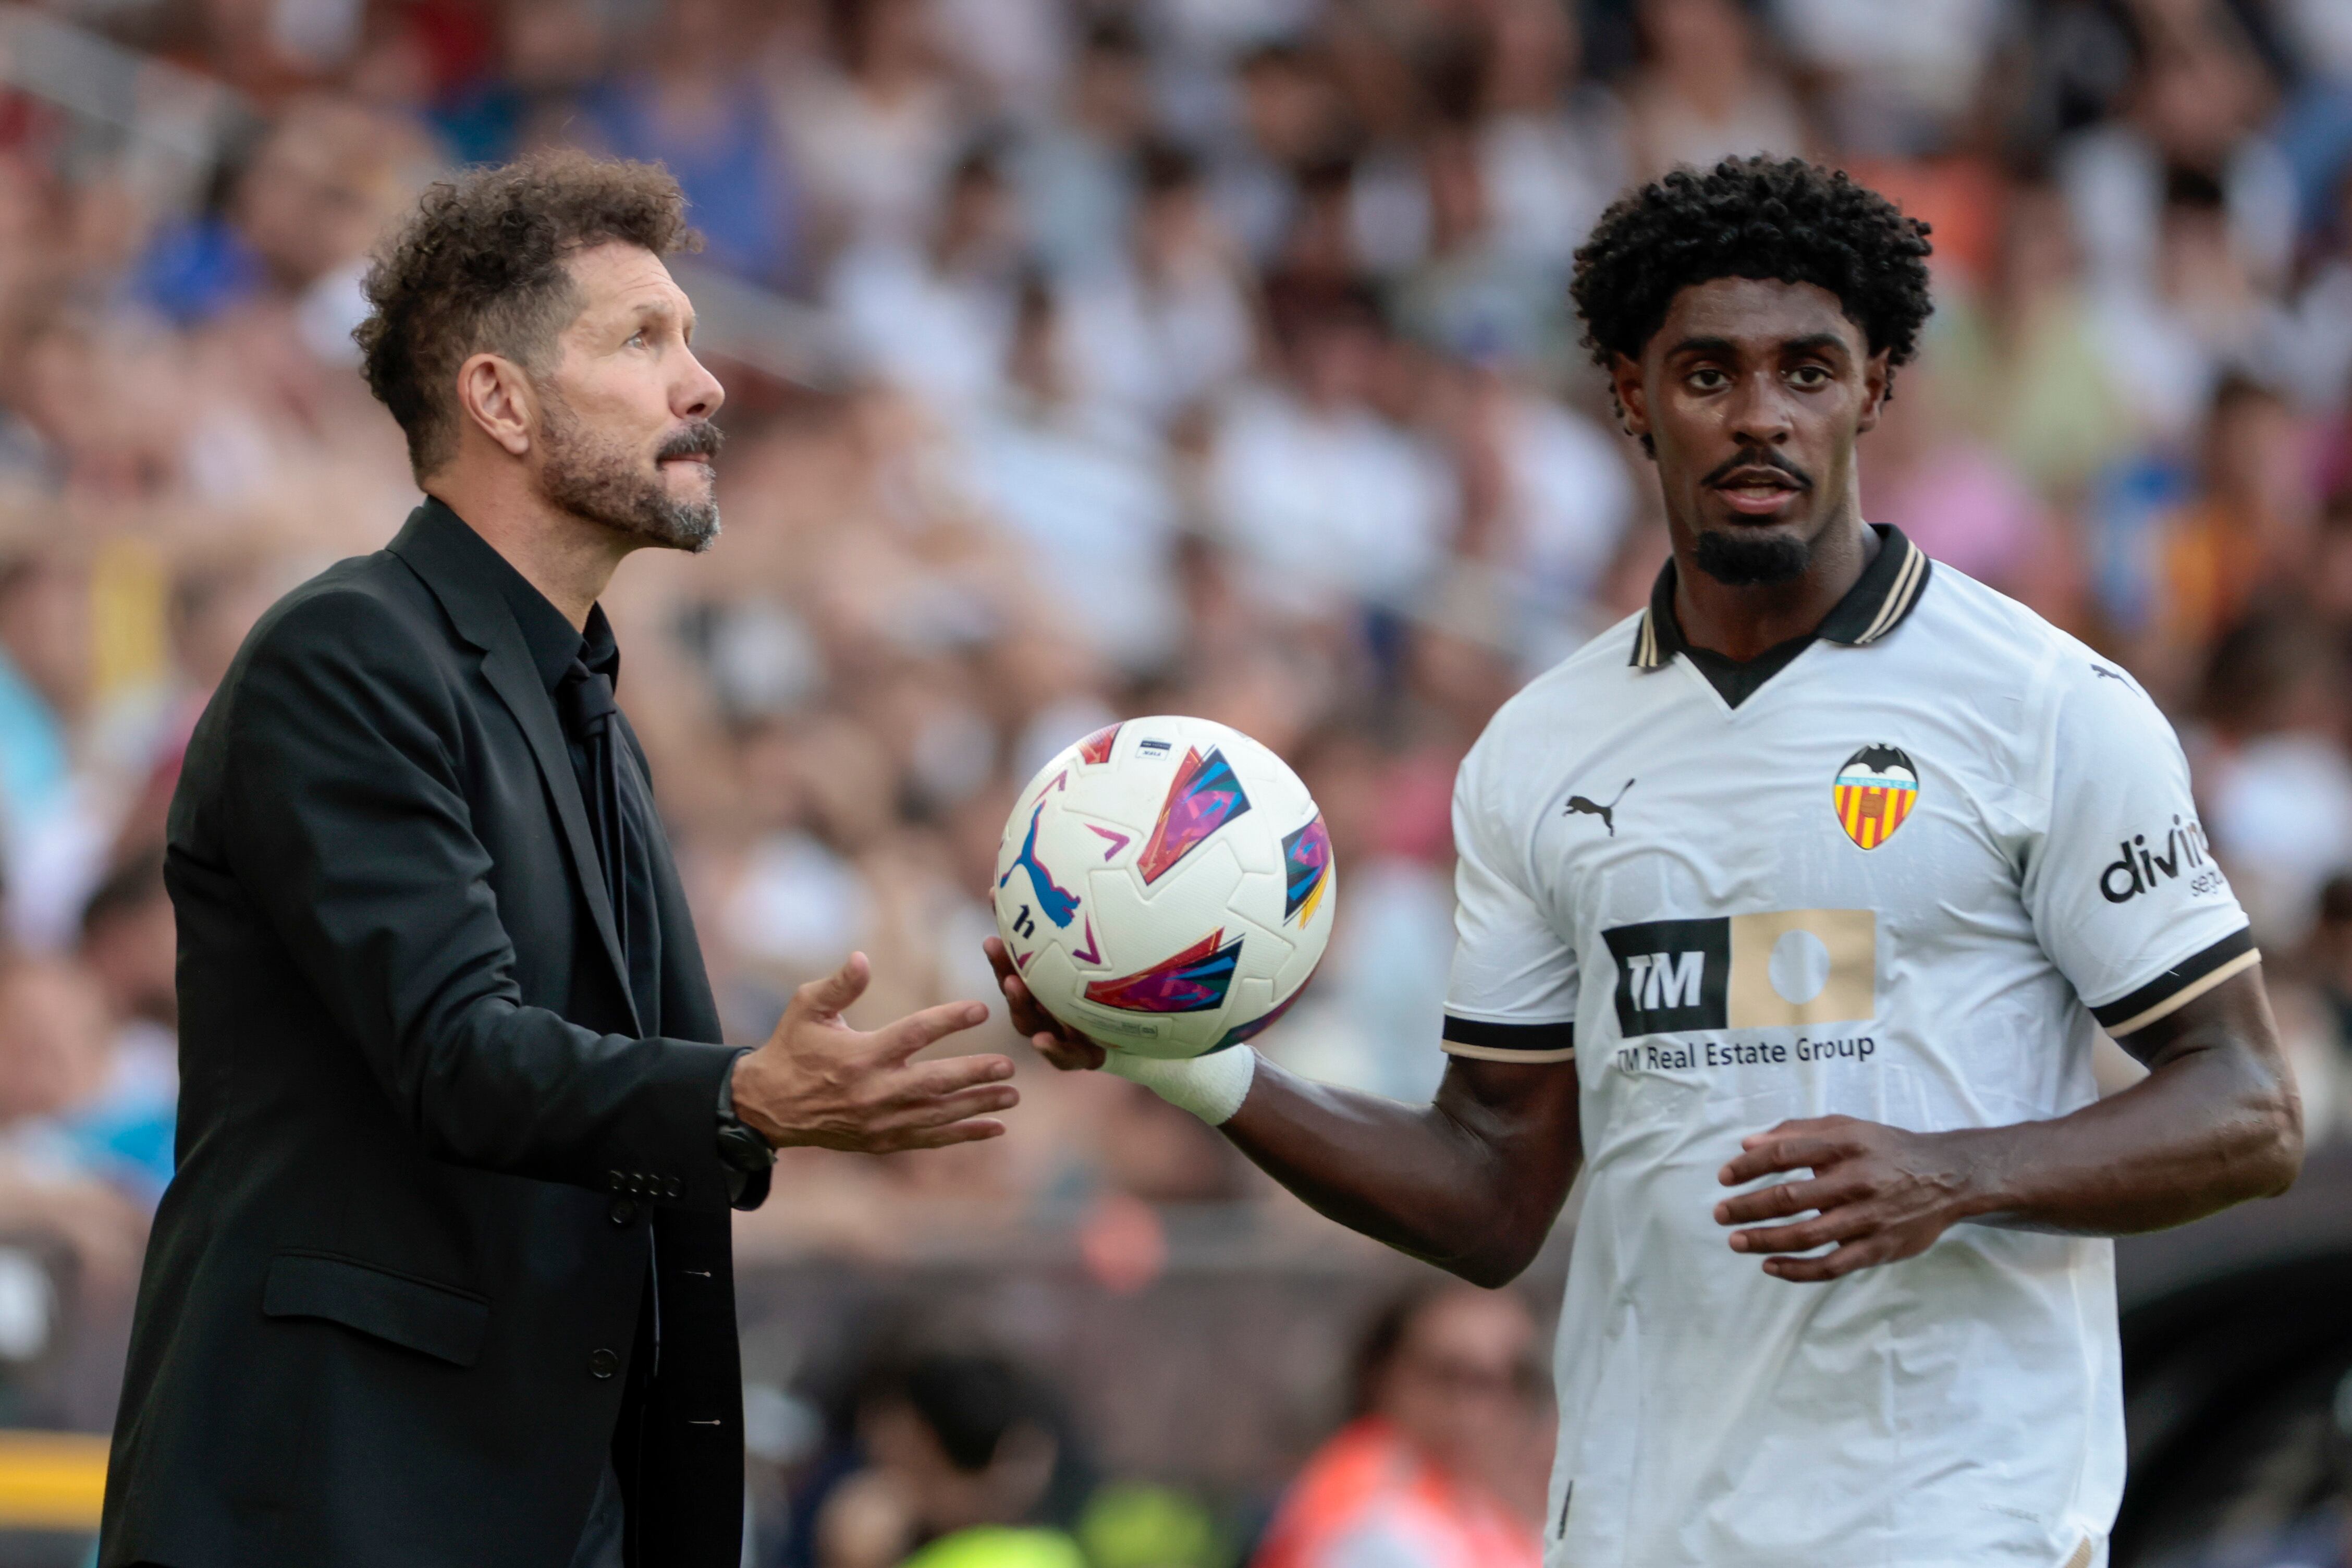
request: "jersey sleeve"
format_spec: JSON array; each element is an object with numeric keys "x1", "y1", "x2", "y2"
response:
[
  {"x1": 2022, "y1": 662, "x2": 2257, "y2": 1036},
  {"x1": 1442, "y1": 739, "x2": 1579, "y2": 1063}
]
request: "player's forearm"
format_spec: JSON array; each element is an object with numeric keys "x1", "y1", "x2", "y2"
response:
[
  {"x1": 1953, "y1": 1034, "x2": 2301, "y2": 1235},
  {"x1": 1221, "y1": 1058, "x2": 1576, "y2": 1286},
  {"x1": 1942, "y1": 970, "x2": 2301, "y2": 1234}
]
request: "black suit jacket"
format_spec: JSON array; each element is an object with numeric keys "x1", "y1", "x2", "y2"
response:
[{"x1": 102, "y1": 503, "x2": 769, "y2": 1568}]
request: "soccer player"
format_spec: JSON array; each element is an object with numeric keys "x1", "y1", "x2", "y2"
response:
[{"x1": 987, "y1": 157, "x2": 2303, "y2": 1567}]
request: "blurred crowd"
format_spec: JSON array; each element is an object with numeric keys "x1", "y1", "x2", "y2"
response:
[
  {"x1": 2, "y1": 0, "x2": 2352, "y2": 1555},
  {"x1": 732, "y1": 1278, "x2": 1550, "y2": 1568}
]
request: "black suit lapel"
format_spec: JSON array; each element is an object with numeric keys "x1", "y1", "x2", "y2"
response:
[{"x1": 385, "y1": 505, "x2": 641, "y2": 1034}]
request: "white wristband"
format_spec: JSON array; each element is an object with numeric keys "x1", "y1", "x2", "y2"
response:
[{"x1": 1102, "y1": 1046, "x2": 1257, "y2": 1126}]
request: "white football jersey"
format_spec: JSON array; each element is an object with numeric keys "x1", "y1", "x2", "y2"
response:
[{"x1": 1444, "y1": 527, "x2": 2255, "y2": 1568}]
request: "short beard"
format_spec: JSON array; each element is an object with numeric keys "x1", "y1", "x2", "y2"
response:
[
  {"x1": 1694, "y1": 526, "x2": 1811, "y2": 587},
  {"x1": 536, "y1": 388, "x2": 722, "y2": 554}
]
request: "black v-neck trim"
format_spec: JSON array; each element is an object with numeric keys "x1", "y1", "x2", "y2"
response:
[{"x1": 1680, "y1": 634, "x2": 1815, "y2": 708}]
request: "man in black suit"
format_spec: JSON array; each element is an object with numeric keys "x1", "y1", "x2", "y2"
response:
[{"x1": 100, "y1": 152, "x2": 1019, "y2": 1568}]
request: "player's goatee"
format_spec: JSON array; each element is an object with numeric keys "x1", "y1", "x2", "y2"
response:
[
  {"x1": 1694, "y1": 526, "x2": 1809, "y2": 586},
  {"x1": 1693, "y1": 447, "x2": 1812, "y2": 585},
  {"x1": 537, "y1": 393, "x2": 723, "y2": 552}
]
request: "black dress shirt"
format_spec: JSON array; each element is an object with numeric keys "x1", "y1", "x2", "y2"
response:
[
  {"x1": 493, "y1": 576, "x2": 664, "y2": 1035},
  {"x1": 483, "y1": 566, "x2": 656, "y2": 1568}
]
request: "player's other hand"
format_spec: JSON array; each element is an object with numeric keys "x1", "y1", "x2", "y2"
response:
[
  {"x1": 1712, "y1": 1115, "x2": 1980, "y2": 1282},
  {"x1": 729, "y1": 951, "x2": 1015, "y2": 1153},
  {"x1": 983, "y1": 936, "x2": 1107, "y2": 1072}
]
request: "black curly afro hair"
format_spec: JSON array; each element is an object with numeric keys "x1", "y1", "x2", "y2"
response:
[{"x1": 1571, "y1": 156, "x2": 1933, "y2": 436}]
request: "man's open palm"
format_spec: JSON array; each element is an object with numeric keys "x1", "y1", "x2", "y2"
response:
[{"x1": 730, "y1": 952, "x2": 1017, "y2": 1153}]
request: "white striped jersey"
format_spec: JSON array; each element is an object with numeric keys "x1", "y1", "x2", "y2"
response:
[{"x1": 1442, "y1": 526, "x2": 2252, "y2": 1567}]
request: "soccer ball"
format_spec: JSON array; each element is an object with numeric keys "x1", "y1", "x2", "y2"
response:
[{"x1": 992, "y1": 715, "x2": 1336, "y2": 1060}]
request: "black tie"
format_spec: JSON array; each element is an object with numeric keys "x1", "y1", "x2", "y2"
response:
[{"x1": 555, "y1": 657, "x2": 658, "y2": 1030}]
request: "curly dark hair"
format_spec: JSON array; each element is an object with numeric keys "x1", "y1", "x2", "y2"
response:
[
  {"x1": 354, "y1": 151, "x2": 701, "y2": 477},
  {"x1": 1570, "y1": 156, "x2": 1933, "y2": 429}
]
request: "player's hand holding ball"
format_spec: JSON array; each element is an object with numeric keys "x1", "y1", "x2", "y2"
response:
[
  {"x1": 983, "y1": 717, "x2": 1337, "y2": 1124},
  {"x1": 986, "y1": 942, "x2": 1104, "y2": 1070}
]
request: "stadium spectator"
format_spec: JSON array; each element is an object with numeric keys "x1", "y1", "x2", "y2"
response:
[
  {"x1": 1864, "y1": 360, "x2": 2053, "y2": 597},
  {"x1": 0, "y1": 548, "x2": 106, "y2": 952},
  {"x1": 781, "y1": 0, "x2": 965, "y2": 252},
  {"x1": 1618, "y1": 0, "x2": 1806, "y2": 179},
  {"x1": 1010, "y1": 19, "x2": 1157, "y2": 279},
  {"x1": 1466, "y1": 0, "x2": 1622, "y2": 274},
  {"x1": 2192, "y1": 609, "x2": 2352, "y2": 946},
  {"x1": 2144, "y1": 375, "x2": 2320, "y2": 690},
  {"x1": 575, "y1": 0, "x2": 806, "y2": 288},
  {"x1": 69, "y1": 856, "x2": 179, "y2": 1205},
  {"x1": 1252, "y1": 1284, "x2": 1547, "y2": 1568},
  {"x1": 431, "y1": 0, "x2": 608, "y2": 164},
  {"x1": 1215, "y1": 45, "x2": 1355, "y2": 268},
  {"x1": 812, "y1": 1351, "x2": 1091, "y2": 1568},
  {"x1": 1768, "y1": 0, "x2": 2003, "y2": 157},
  {"x1": 0, "y1": 960, "x2": 149, "y2": 1302},
  {"x1": 950, "y1": 279, "x2": 1184, "y2": 673},
  {"x1": 829, "y1": 148, "x2": 1028, "y2": 414},
  {"x1": 1392, "y1": 124, "x2": 1565, "y2": 371},
  {"x1": 2055, "y1": 4, "x2": 2296, "y2": 300},
  {"x1": 1057, "y1": 143, "x2": 1258, "y2": 428},
  {"x1": 1206, "y1": 276, "x2": 1455, "y2": 615},
  {"x1": 1935, "y1": 177, "x2": 2141, "y2": 497}
]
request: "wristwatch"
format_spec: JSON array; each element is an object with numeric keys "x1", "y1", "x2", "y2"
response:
[{"x1": 715, "y1": 1050, "x2": 776, "y2": 1189}]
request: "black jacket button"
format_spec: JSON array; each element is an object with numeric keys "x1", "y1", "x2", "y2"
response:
[
  {"x1": 609, "y1": 1199, "x2": 638, "y2": 1226},
  {"x1": 589, "y1": 1348, "x2": 619, "y2": 1379},
  {"x1": 663, "y1": 1177, "x2": 683, "y2": 1199}
]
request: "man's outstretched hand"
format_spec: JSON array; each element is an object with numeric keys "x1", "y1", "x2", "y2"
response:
[
  {"x1": 729, "y1": 952, "x2": 1016, "y2": 1153},
  {"x1": 1713, "y1": 1115, "x2": 1983, "y2": 1282},
  {"x1": 984, "y1": 936, "x2": 1105, "y2": 1072}
]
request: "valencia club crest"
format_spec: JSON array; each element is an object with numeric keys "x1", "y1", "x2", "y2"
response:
[{"x1": 1833, "y1": 744, "x2": 1919, "y2": 851}]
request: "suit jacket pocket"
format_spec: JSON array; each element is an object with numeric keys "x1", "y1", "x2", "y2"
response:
[{"x1": 262, "y1": 1251, "x2": 489, "y2": 1367}]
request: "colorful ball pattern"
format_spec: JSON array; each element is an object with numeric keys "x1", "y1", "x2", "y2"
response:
[{"x1": 991, "y1": 715, "x2": 1337, "y2": 1060}]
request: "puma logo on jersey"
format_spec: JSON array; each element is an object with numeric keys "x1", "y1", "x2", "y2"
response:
[{"x1": 1565, "y1": 779, "x2": 1636, "y2": 836}]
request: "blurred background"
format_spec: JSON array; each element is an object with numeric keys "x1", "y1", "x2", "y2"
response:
[{"x1": 0, "y1": 0, "x2": 2349, "y2": 1562}]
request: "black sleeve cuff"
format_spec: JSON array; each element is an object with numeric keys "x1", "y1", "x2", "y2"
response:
[
  {"x1": 2090, "y1": 926, "x2": 2260, "y2": 1035},
  {"x1": 1440, "y1": 1015, "x2": 1576, "y2": 1062},
  {"x1": 716, "y1": 1046, "x2": 748, "y2": 1120},
  {"x1": 714, "y1": 1047, "x2": 773, "y2": 1210}
]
